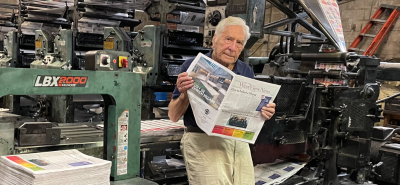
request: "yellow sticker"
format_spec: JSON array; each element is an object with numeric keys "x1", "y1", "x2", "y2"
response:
[
  {"x1": 119, "y1": 56, "x2": 128, "y2": 68},
  {"x1": 35, "y1": 38, "x2": 42, "y2": 48},
  {"x1": 104, "y1": 37, "x2": 114, "y2": 50},
  {"x1": 232, "y1": 129, "x2": 245, "y2": 138}
]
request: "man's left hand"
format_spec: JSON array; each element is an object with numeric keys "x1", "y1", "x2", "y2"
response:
[{"x1": 261, "y1": 103, "x2": 276, "y2": 120}]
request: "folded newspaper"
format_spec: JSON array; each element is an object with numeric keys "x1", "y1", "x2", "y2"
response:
[
  {"x1": 187, "y1": 53, "x2": 281, "y2": 143},
  {"x1": 0, "y1": 149, "x2": 111, "y2": 185}
]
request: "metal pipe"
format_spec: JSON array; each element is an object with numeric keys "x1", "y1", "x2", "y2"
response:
[
  {"x1": 285, "y1": 69, "x2": 344, "y2": 79},
  {"x1": 150, "y1": 17, "x2": 182, "y2": 24},
  {"x1": 24, "y1": 18, "x2": 70, "y2": 26},
  {"x1": 0, "y1": 23, "x2": 15, "y2": 27},
  {"x1": 82, "y1": 13, "x2": 141, "y2": 26},
  {"x1": 376, "y1": 92, "x2": 400, "y2": 104},
  {"x1": 249, "y1": 57, "x2": 269, "y2": 65},
  {"x1": 0, "y1": 17, "x2": 11, "y2": 21},
  {"x1": 169, "y1": 0, "x2": 204, "y2": 6},
  {"x1": 141, "y1": 150, "x2": 147, "y2": 178},
  {"x1": 290, "y1": 52, "x2": 349, "y2": 62},
  {"x1": 377, "y1": 62, "x2": 400, "y2": 81},
  {"x1": 299, "y1": 41, "x2": 329, "y2": 44},
  {"x1": 268, "y1": 30, "x2": 325, "y2": 41},
  {"x1": 346, "y1": 72, "x2": 358, "y2": 78},
  {"x1": 286, "y1": 2, "x2": 293, "y2": 54},
  {"x1": 308, "y1": 69, "x2": 342, "y2": 79},
  {"x1": 174, "y1": 4, "x2": 206, "y2": 13}
]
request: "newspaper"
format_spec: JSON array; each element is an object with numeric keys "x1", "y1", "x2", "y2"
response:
[
  {"x1": 0, "y1": 149, "x2": 111, "y2": 174},
  {"x1": 313, "y1": 62, "x2": 347, "y2": 87},
  {"x1": 318, "y1": 0, "x2": 346, "y2": 52},
  {"x1": 254, "y1": 159, "x2": 307, "y2": 185},
  {"x1": 186, "y1": 53, "x2": 281, "y2": 144}
]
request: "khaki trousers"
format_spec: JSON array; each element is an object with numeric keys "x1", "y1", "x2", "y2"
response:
[{"x1": 180, "y1": 132, "x2": 255, "y2": 185}]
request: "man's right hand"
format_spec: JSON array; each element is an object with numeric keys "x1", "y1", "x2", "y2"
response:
[
  {"x1": 177, "y1": 72, "x2": 194, "y2": 95},
  {"x1": 169, "y1": 72, "x2": 193, "y2": 122}
]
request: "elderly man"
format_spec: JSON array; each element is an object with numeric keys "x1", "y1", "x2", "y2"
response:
[{"x1": 168, "y1": 16, "x2": 276, "y2": 185}]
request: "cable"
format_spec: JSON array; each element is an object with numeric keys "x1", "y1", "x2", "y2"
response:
[{"x1": 250, "y1": 40, "x2": 268, "y2": 57}]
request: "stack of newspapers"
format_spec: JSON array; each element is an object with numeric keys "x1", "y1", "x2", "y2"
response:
[{"x1": 0, "y1": 149, "x2": 111, "y2": 185}]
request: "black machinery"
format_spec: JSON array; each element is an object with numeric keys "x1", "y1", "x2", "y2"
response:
[
  {"x1": 202, "y1": 0, "x2": 400, "y2": 184},
  {"x1": 4, "y1": 0, "x2": 400, "y2": 184},
  {"x1": 0, "y1": 0, "x2": 208, "y2": 184}
]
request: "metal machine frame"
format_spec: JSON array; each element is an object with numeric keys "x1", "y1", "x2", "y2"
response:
[{"x1": 0, "y1": 68, "x2": 142, "y2": 181}]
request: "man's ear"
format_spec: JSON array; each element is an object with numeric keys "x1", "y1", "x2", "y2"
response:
[{"x1": 212, "y1": 34, "x2": 217, "y2": 46}]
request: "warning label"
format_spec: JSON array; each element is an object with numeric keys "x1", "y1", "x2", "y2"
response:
[{"x1": 117, "y1": 110, "x2": 129, "y2": 176}]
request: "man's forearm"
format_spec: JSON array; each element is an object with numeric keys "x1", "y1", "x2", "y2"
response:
[{"x1": 168, "y1": 93, "x2": 190, "y2": 122}]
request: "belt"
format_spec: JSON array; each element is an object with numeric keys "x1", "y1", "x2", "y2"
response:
[{"x1": 186, "y1": 126, "x2": 205, "y2": 133}]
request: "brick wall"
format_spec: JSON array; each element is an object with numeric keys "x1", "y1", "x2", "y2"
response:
[{"x1": 341, "y1": 0, "x2": 400, "y2": 61}]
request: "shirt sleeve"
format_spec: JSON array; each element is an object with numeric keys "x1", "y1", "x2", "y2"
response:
[{"x1": 171, "y1": 59, "x2": 191, "y2": 99}]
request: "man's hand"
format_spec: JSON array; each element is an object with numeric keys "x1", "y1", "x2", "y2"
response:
[
  {"x1": 261, "y1": 103, "x2": 276, "y2": 120},
  {"x1": 168, "y1": 72, "x2": 193, "y2": 122},
  {"x1": 177, "y1": 72, "x2": 194, "y2": 95}
]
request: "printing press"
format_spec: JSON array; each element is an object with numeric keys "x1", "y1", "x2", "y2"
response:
[
  {"x1": 0, "y1": 0, "x2": 208, "y2": 184},
  {"x1": 200, "y1": 0, "x2": 400, "y2": 184},
  {"x1": 2, "y1": 0, "x2": 400, "y2": 184},
  {"x1": 238, "y1": 0, "x2": 400, "y2": 184}
]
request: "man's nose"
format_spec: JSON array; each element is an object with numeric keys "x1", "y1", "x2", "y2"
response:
[{"x1": 228, "y1": 41, "x2": 237, "y2": 51}]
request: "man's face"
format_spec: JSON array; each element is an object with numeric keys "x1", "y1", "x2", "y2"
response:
[{"x1": 212, "y1": 25, "x2": 245, "y2": 65}]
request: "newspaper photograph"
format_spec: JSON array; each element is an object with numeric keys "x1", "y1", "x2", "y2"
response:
[
  {"x1": 186, "y1": 53, "x2": 281, "y2": 144},
  {"x1": 188, "y1": 54, "x2": 235, "y2": 110}
]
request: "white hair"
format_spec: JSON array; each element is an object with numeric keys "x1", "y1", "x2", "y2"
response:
[{"x1": 214, "y1": 16, "x2": 251, "y2": 46}]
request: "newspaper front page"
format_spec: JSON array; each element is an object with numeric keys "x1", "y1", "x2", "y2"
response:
[{"x1": 186, "y1": 53, "x2": 281, "y2": 144}]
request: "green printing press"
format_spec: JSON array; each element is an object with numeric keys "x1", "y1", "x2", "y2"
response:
[{"x1": 0, "y1": 68, "x2": 142, "y2": 181}]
